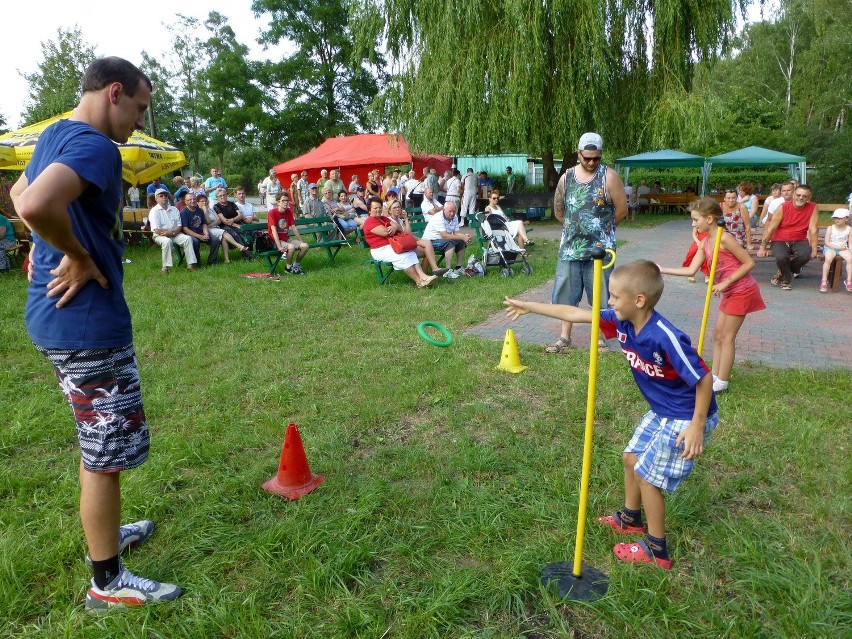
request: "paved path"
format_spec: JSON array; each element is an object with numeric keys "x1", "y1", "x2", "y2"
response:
[{"x1": 467, "y1": 219, "x2": 851, "y2": 370}]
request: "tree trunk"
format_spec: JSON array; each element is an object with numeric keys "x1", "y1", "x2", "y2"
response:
[{"x1": 542, "y1": 150, "x2": 558, "y2": 191}]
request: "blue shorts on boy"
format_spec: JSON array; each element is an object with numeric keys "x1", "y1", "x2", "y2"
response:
[{"x1": 600, "y1": 308, "x2": 719, "y2": 491}]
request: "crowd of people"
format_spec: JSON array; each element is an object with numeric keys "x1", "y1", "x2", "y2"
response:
[{"x1": 133, "y1": 163, "x2": 527, "y2": 283}]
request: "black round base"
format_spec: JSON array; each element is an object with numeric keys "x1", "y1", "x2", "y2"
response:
[{"x1": 541, "y1": 562, "x2": 608, "y2": 601}]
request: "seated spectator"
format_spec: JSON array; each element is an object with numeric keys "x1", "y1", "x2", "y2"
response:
[
  {"x1": 212, "y1": 188, "x2": 254, "y2": 260},
  {"x1": 484, "y1": 189, "x2": 533, "y2": 248},
  {"x1": 195, "y1": 193, "x2": 238, "y2": 264},
  {"x1": 180, "y1": 192, "x2": 219, "y2": 265},
  {"x1": 387, "y1": 200, "x2": 447, "y2": 277},
  {"x1": 738, "y1": 181, "x2": 759, "y2": 228},
  {"x1": 759, "y1": 183, "x2": 782, "y2": 227},
  {"x1": 351, "y1": 185, "x2": 369, "y2": 219},
  {"x1": 188, "y1": 176, "x2": 205, "y2": 197},
  {"x1": 363, "y1": 197, "x2": 437, "y2": 288},
  {"x1": 383, "y1": 187, "x2": 401, "y2": 214},
  {"x1": 173, "y1": 176, "x2": 189, "y2": 210},
  {"x1": 149, "y1": 188, "x2": 197, "y2": 273},
  {"x1": 302, "y1": 183, "x2": 325, "y2": 218},
  {"x1": 650, "y1": 180, "x2": 662, "y2": 194},
  {"x1": 0, "y1": 212, "x2": 17, "y2": 273},
  {"x1": 757, "y1": 184, "x2": 818, "y2": 290},
  {"x1": 234, "y1": 186, "x2": 256, "y2": 223},
  {"x1": 819, "y1": 208, "x2": 851, "y2": 293},
  {"x1": 636, "y1": 180, "x2": 651, "y2": 207},
  {"x1": 421, "y1": 200, "x2": 472, "y2": 279},
  {"x1": 268, "y1": 193, "x2": 309, "y2": 275},
  {"x1": 420, "y1": 187, "x2": 444, "y2": 222},
  {"x1": 331, "y1": 190, "x2": 359, "y2": 236}
]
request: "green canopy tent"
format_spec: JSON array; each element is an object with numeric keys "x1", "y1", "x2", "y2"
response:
[
  {"x1": 614, "y1": 149, "x2": 707, "y2": 193},
  {"x1": 703, "y1": 146, "x2": 806, "y2": 195}
]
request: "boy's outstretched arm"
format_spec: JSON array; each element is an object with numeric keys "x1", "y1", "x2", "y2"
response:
[
  {"x1": 503, "y1": 296, "x2": 594, "y2": 324},
  {"x1": 677, "y1": 373, "x2": 713, "y2": 460}
]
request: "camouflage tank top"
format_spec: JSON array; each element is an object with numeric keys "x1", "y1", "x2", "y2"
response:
[{"x1": 558, "y1": 163, "x2": 617, "y2": 261}]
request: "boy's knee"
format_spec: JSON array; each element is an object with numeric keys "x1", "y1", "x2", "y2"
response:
[{"x1": 623, "y1": 452, "x2": 638, "y2": 468}]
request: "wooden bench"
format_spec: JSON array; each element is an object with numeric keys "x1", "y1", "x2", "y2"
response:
[
  {"x1": 122, "y1": 208, "x2": 153, "y2": 246},
  {"x1": 239, "y1": 217, "x2": 352, "y2": 275}
]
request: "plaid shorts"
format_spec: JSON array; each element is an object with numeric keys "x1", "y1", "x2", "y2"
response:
[
  {"x1": 36, "y1": 345, "x2": 149, "y2": 473},
  {"x1": 625, "y1": 410, "x2": 719, "y2": 492}
]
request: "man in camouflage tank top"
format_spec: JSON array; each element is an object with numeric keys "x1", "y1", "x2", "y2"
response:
[{"x1": 548, "y1": 132, "x2": 628, "y2": 353}]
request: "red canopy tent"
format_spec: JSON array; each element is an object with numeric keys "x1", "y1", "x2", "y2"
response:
[{"x1": 272, "y1": 134, "x2": 452, "y2": 194}]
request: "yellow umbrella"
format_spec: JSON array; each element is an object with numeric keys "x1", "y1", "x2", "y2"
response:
[{"x1": 0, "y1": 111, "x2": 186, "y2": 185}]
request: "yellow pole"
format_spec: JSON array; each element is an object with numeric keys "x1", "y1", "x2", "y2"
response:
[
  {"x1": 697, "y1": 219, "x2": 726, "y2": 356},
  {"x1": 572, "y1": 247, "x2": 606, "y2": 578}
]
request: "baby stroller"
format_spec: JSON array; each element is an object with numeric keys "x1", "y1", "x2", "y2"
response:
[{"x1": 475, "y1": 212, "x2": 532, "y2": 277}]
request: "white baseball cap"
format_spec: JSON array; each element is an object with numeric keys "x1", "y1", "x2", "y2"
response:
[
  {"x1": 578, "y1": 132, "x2": 603, "y2": 151},
  {"x1": 831, "y1": 208, "x2": 850, "y2": 219}
]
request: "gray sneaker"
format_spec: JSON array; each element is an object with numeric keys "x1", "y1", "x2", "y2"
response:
[
  {"x1": 443, "y1": 269, "x2": 460, "y2": 279},
  {"x1": 85, "y1": 520, "x2": 155, "y2": 567},
  {"x1": 86, "y1": 565, "x2": 183, "y2": 611}
]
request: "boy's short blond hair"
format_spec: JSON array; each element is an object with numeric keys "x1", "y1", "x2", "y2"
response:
[{"x1": 611, "y1": 260, "x2": 664, "y2": 309}]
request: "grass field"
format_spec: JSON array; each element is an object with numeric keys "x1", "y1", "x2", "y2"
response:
[{"x1": 0, "y1": 232, "x2": 849, "y2": 638}]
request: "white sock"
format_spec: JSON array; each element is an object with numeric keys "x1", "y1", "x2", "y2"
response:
[{"x1": 712, "y1": 379, "x2": 729, "y2": 392}]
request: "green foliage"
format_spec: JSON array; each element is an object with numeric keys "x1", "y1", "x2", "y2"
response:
[
  {"x1": 354, "y1": 0, "x2": 738, "y2": 185},
  {"x1": 251, "y1": 0, "x2": 387, "y2": 158},
  {"x1": 694, "y1": 0, "x2": 851, "y2": 199},
  {"x1": 19, "y1": 26, "x2": 96, "y2": 126}
]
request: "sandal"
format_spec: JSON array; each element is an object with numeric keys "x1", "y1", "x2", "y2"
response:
[
  {"x1": 597, "y1": 338, "x2": 612, "y2": 354},
  {"x1": 613, "y1": 539, "x2": 672, "y2": 570},
  {"x1": 417, "y1": 275, "x2": 437, "y2": 288},
  {"x1": 819, "y1": 281, "x2": 828, "y2": 293},
  {"x1": 544, "y1": 337, "x2": 572, "y2": 354},
  {"x1": 598, "y1": 512, "x2": 647, "y2": 535},
  {"x1": 780, "y1": 282, "x2": 792, "y2": 291},
  {"x1": 846, "y1": 280, "x2": 852, "y2": 292},
  {"x1": 770, "y1": 272, "x2": 781, "y2": 286},
  {"x1": 525, "y1": 240, "x2": 535, "y2": 247}
]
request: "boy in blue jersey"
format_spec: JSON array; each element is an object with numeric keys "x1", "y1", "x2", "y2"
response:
[
  {"x1": 504, "y1": 259, "x2": 717, "y2": 569},
  {"x1": 11, "y1": 57, "x2": 183, "y2": 609}
]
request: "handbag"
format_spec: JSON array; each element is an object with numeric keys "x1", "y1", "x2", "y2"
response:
[{"x1": 388, "y1": 232, "x2": 418, "y2": 253}]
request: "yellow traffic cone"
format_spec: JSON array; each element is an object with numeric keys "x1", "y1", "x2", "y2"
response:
[{"x1": 496, "y1": 329, "x2": 528, "y2": 373}]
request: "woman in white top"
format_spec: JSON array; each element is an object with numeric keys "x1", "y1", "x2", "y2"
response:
[
  {"x1": 483, "y1": 189, "x2": 533, "y2": 249},
  {"x1": 758, "y1": 183, "x2": 781, "y2": 227}
]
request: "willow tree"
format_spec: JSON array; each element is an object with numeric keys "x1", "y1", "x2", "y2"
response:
[{"x1": 354, "y1": 0, "x2": 739, "y2": 188}]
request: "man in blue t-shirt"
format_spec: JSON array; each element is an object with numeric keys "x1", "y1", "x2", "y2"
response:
[
  {"x1": 505, "y1": 260, "x2": 717, "y2": 571},
  {"x1": 10, "y1": 56, "x2": 183, "y2": 610},
  {"x1": 204, "y1": 166, "x2": 227, "y2": 195}
]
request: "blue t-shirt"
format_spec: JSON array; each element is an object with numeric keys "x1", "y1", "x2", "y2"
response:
[
  {"x1": 599, "y1": 309, "x2": 717, "y2": 420},
  {"x1": 24, "y1": 120, "x2": 132, "y2": 349},
  {"x1": 204, "y1": 176, "x2": 227, "y2": 191},
  {"x1": 180, "y1": 206, "x2": 207, "y2": 235},
  {"x1": 147, "y1": 181, "x2": 170, "y2": 196}
]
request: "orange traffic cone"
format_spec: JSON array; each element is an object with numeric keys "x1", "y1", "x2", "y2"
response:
[
  {"x1": 496, "y1": 328, "x2": 528, "y2": 373},
  {"x1": 262, "y1": 423, "x2": 324, "y2": 500}
]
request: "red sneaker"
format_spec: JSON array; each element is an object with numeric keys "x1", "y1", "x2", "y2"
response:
[
  {"x1": 598, "y1": 512, "x2": 647, "y2": 534},
  {"x1": 613, "y1": 539, "x2": 672, "y2": 570}
]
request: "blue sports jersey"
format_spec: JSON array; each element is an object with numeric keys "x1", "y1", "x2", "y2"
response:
[
  {"x1": 600, "y1": 309, "x2": 717, "y2": 420},
  {"x1": 24, "y1": 120, "x2": 132, "y2": 349}
]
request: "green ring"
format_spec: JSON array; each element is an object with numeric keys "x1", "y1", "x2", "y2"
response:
[{"x1": 417, "y1": 321, "x2": 454, "y2": 347}]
